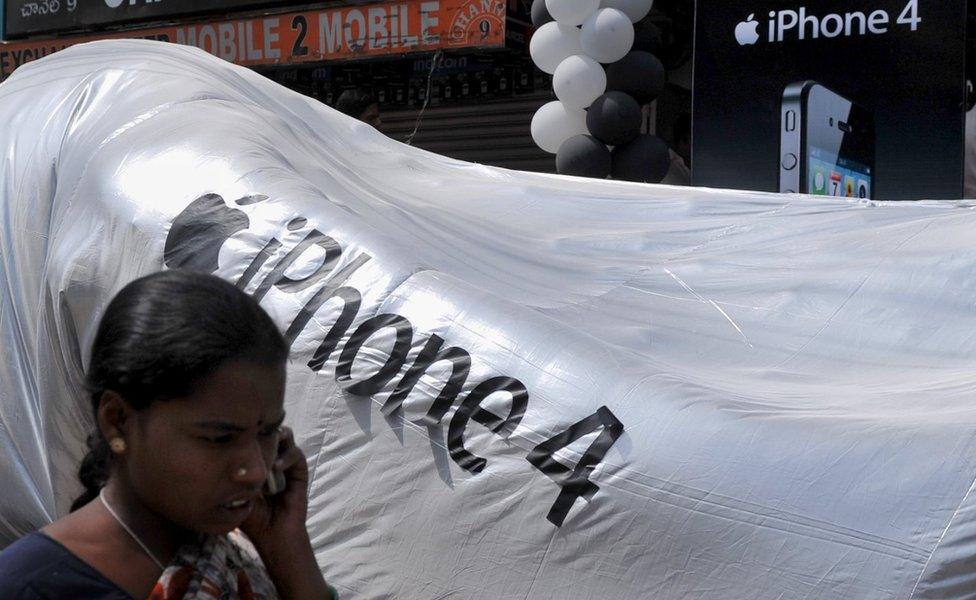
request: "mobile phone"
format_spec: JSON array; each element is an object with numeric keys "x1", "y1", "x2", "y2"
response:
[
  {"x1": 263, "y1": 430, "x2": 287, "y2": 496},
  {"x1": 264, "y1": 468, "x2": 286, "y2": 496},
  {"x1": 780, "y1": 81, "x2": 875, "y2": 199}
]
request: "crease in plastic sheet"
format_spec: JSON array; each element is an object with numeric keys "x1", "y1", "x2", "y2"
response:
[{"x1": 1, "y1": 40, "x2": 976, "y2": 599}]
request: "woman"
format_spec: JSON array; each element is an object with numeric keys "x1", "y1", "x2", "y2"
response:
[{"x1": 0, "y1": 270, "x2": 337, "y2": 599}]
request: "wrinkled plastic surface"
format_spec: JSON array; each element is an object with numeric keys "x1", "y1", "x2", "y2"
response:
[{"x1": 2, "y1": 40, "x2": 976, "y2": 599}]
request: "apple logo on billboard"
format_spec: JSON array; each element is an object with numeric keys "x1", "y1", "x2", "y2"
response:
[{"x1": 735, "y1": 14, "x2": 760, "y2": 45}]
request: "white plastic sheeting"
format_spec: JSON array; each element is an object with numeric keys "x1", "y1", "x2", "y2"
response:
[{"x1": 2, "y1": 40, "x2": 976, "y2": 599}]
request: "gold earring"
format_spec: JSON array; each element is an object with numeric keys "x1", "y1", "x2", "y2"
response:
[{"x1": 109, "y1": 437, "x2": 126, "y2": 454}]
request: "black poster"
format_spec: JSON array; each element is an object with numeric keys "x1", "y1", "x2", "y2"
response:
[
  {"x1": 5, "y1": 0, "x2": 290, "y2": 39},
  {"x1": 692, "y1": 0, "x2": 967, "y2": 200}
]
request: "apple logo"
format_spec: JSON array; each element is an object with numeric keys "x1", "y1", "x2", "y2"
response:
[
  {"x1": 735, "y1": 13, "x2": 760, "y2": 46},
  {"x1": 164, "y1": 193, "x2": 265, "y2": 273}
]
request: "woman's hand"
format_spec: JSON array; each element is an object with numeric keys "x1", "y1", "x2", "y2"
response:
[
  {"x1": 241, "y1": 426, "x2": 309, "y2": 543},
  {"x1": 241, "y1": 427, "x2": 332, "y2": 600}
]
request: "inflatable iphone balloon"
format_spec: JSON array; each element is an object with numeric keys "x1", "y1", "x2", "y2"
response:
[{"x1": 3, "y1": 40, "x2": 976, "y2": 599}]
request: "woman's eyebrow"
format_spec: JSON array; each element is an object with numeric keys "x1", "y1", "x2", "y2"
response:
[
  {"x1": 193, "y1": 420, "x2": 247, "y2": 432},
  {"x1": 194, "y1": 412, "x2": 286, "y2": 432}
]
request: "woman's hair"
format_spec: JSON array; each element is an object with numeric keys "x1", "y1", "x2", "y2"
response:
[{"x1": 71, "y1": 270, "x2": 288, "y2": 511}]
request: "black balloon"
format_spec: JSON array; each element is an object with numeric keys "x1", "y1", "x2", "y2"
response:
[
  {"x1": 632, "y1": 18, "x2": 664, "y2": 55},
  {"x1": 611, "y1": 134, "x2": 671, "y2": 183},
  {"x1": 556, "y1": 135, "x2": 611, "y2": 179},
  {"x1": 531, "y1": 0, "x2": 554, "y2": 28},
  {"x1": 606, "y1": 51, "x2": 666, "y2": 105},
  {"x1": 586, "y1": 92, "x2": 641, "y2": 147}
]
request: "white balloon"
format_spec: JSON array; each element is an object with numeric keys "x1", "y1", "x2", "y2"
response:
[
  {"x1": 552, "y1": 55, "x2": 607, "y2": 110},
  {"x1": 581, "y1": 8, "x2": 635, "y2": 63},
  {"x1": 530, "y1": 22, "x2": 584, "y2": 75},
  {"x1": 531, "y1": 101, "x2": 589, "y2": 154},
  {"x1": 599, "y1": 0, "x2": 653, "y2": 22},
  {"x1": 545, "y1": 0, "x2": 600, "y2": 26}
]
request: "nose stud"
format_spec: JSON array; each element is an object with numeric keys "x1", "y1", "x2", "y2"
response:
[{"x1": 236, "y1": 467, "x2": 248, "y2": 478}]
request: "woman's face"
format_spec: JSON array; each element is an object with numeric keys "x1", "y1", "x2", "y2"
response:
[{"x1": 121, "y1": 359, "x2": 286, "y2": 535}]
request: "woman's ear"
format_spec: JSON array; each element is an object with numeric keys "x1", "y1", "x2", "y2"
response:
[{"x1": 96, "y1": 390, "x2": 132, "y2": 446}]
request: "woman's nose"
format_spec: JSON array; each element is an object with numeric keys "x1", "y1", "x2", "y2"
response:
[{"x1": 232, "y1": 441, "x2": 269, "y2": 486}]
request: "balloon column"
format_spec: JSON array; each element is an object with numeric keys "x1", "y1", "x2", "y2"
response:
[{"x1": 529, "y1": 0, "x2": 670, "y2": 183}]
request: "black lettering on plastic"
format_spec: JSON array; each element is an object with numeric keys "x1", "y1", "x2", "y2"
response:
[
  {"x1": 447, "y1": 377, "x2": 528, "y2": 474},
  {"x1": 335, "y1": 314, "x2": 413, "y2": 396},
  {"x1": 236, "y1": 237, "x2": 282, "y2": 291},
  {"x1": 252, "y1": 228, "x2": 342, "y2": 302},
  {"x1": 285, "y1": 253, "x2": 372, "y2": 350},
  {"x1": 380, "y1": 334, "x2": 471, "y2": 423},
  {"x1": 526, "y1": 406, "x2": 623, "y2": 527},
  {"x1": 305, "y1": 287, "x2": 363, "y2": 372},
  {"x1": 277, "y1": 232, "x2": 341, "y2": 293}
]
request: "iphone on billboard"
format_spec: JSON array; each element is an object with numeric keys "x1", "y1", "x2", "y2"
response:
[{"x1": 779, "y1": 81, "x2": 876, "y2": 198}]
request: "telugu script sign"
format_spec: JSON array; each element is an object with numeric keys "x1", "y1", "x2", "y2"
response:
[{"x1": 4, "y1": 0, "x2": 292, "y2": 39}]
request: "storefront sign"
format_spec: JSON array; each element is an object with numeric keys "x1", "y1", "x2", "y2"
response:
[
  {"x1": 692, "y1": 0, "x2": 968, "y2": 201},
  {"x1": 0, "y1": 0, "x2": 507, "y2": 81},
  {"x1": 4, "y1": 0, "x2": 292, "y2": 39}
]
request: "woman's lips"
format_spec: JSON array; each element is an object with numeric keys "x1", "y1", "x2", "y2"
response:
[{"x1": 218, "y1": 497, "x2": 254, "y2": 517}]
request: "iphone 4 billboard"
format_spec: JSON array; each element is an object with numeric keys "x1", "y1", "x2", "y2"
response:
[{"x1": 692, "y1": 0, "x2": 968, "y2": 200}]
